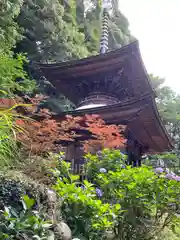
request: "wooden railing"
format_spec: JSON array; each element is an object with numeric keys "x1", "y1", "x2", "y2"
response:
[{"x1": 67, "y1": 158, "x2": 87, "y2": 180}]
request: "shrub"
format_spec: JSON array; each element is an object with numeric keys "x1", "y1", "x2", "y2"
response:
[
  {"x1": 85, "y1": 148, "x2": 127, "y2": 182},
  {"x1": 86, "y1": 150, "x2": 180, "y2": 240},
  {"x1": 0, "y1": 195, "x2": 51, "y2": 239},
  {"x1": 0, "y1": 94, "x2": 32, "y2": 167},
  {"x1": 53, "y1": 164, "x2": 121, "y2": 239},
  {"x1": 53, "y1": 150, "x2": 180, "y2": 240},
  {"x1": 0, "y1": 53, "x2": 36, "y2": 94},
  {"x1": 0, "y1": 104, "x2": 21, "y2": 167},
  {"x1": 0, "y1": 170, "x2": 49, "y2": 212}
]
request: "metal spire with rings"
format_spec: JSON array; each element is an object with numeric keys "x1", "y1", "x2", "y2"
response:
[{"x1": 99, "y1": 0, "x2": 112, "y2": 54}]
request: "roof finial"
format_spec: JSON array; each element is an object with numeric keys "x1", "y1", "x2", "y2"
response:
[{"x1": 100, "y1": 0, "x2": 112, "y2": 54}]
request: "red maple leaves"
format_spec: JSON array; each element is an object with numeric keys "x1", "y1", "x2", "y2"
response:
[{"x1": 16, "y1": 95, "x2": 126, "y2": 154}]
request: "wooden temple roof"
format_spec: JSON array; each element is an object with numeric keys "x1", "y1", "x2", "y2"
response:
[
  {"x1": 35, "y1": 41, "x2": 155, "y2": 105},
  {"x1": 51, "y1": 94, "x2": 172, "y2": 153},
  {"x1": 34, "y1": 41, "x2": 173, "y2": 153}
]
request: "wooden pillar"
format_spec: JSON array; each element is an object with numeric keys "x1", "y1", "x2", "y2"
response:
[{"x1": 126, "y1": 132, "x2": 143, "y2": 167}]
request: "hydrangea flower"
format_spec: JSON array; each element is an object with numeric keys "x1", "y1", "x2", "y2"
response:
[
  {"x1": 174, "y1": 175, "x2": 180, "y2": 181},
  {"x1": 155, "y1": 167, "x2": 164, "y2": 174},
  {"x1": 165, "y1": 173, "x2": 174, "y2": 180},
  {"x1": 165, "y1": 173, "x2": 177, "y2": 180},
  {"x1": 99, "y1": 168, "x2": 107, "y2": 173},
  {"x1": 96, "y1": 188, "x2": 103, "y2": 197},
  {"x1": 164, "y1": 172, "x2": 180, "y2": 181}
]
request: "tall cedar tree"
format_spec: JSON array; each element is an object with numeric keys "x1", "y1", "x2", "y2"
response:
[{"x1": 15, "y1": 0, "x2": 89, "y2": 62}]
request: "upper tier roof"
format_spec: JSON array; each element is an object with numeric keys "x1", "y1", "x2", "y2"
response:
[{"x1": 34, "y1": 41, "x2": 155, "y2": 105}]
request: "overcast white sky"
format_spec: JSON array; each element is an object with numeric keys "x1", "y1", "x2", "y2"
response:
[{"x1": 120, "y1": 0, "x2": 180, "y2": 93}]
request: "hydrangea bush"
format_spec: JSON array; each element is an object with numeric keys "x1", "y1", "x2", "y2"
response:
[
  {"x1": 0, "y1": 195, "x2": 51, "y2": 239},
  {"x1": 53, "y1": 149, "x2": 180, "y2": 240},
  {"x1": 54, "y1": 170, "x2": 121, "y2": 239},
  {"x1": 155, "y1": 167, "x2": 180, "y2": 181}
]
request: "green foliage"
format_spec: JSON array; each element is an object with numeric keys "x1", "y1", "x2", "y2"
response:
[
  {"x1": 0, "y1": 104, "x2": 20, "y2": 166},
  {"x1": 0, "y1": 96, "x2": 32, "y2": 167},
  {"x1": 85, "y1": 148, "x2": 127, "y2": 181},
  {"x1": 0, "y1": 0, "x2": 23, "y2": 52},
  {"x1": 0, "y1": 195, "x2": 51, "y2": 239},
  {"x1": 0, "y1": 54, "x2": 36, "y2": 94},
  {"x1": 108, "y1": 8, "x2": 135, "y2": 49},
  {"x1": 77, "y1": 0, "x2": 134, "y2": 53},
  {"x1": 148, "y1": 153, "x2": 180, "y2": 174},
  {"x1": 13, "y1": 0, "x2": 134, "y2": 62},
  {"x1": 53, "y1": 157, "x2": 121, "y2": 239},
  {"x1": 38, "y1": 95, "x2": 75, "y2": 113},
  {"x1": 85, "y1": 150, "x2": 180, "y2": 240},
  {"x1": 3, "y1": 0, "x2": 135, "y2": 111},
  {"x1": 0, "y1": 170, "x2": 48, "y2": 212},
  {"x1": 53, "y1": 150, "x2": 180, "y2": 240},
  {"x1": 97, "y1": 166, "x2": 180, "y2": 239},
  {"x1": 159, "y1": 227, "x2": 180, "y2": 240},
  {"x1": 15, "y1": 0, "x2": 89, "y2": 62},
  {"x1": 149, "y1": 74, "x2": 165, "y2": 89}
]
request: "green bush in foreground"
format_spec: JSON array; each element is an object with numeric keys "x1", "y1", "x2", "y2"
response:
[
  {"x1": 54, "y1": 171, "x2": 121, "y2": 239},
  {"x1": 0, "y1": 170, "x2": 48, "y2": 212},
  {"x1": 53, "y1": 149, "x2": 180, "y2": 240},
  {"x1": 0, "y1": 195, "x2": 51, "y2": 239}
]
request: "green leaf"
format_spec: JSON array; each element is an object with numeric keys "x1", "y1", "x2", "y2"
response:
[
  {"x1": 22, "y1": 195, "x2": 35, "y2": 209},
  {"x1": 42, "y1": 223, "x2": 52, "y2": 228}
]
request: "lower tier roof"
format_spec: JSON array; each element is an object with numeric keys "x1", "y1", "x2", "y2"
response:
[{"x1": 51, "y1": 94, "x2": 173, "y2": 153}]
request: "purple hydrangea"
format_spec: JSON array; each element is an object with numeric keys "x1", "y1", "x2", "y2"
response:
[
  {"x1": 99, "y1": 168, "x2": 107, "y2": 173},
  {"x1": 96, "y1": 188, "x2": 103, "y2": 197},
  {"x1": 121, "y1": 165, "x2": 126, "y2": 169},
  {"x1": 174, "y1": 175, "x2": 180, "y2": 181},
  {"x1": 165, "y1": 173, "x2": 178, "y2": 180},
  {"x1": 165, "y1": 173, "x2": 174, "y2": 180},
  {"x1": 155, "y1": 167, "x2": 164, "y2": 174}
]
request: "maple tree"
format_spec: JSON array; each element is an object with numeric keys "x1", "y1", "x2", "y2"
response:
[{"x1": 15, "y1": 95, "x2": 126, "y2": 155}]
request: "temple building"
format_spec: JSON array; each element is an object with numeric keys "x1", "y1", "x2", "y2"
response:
[
  {"x1": 35, "y1": 41, "x2": 172, "y2": 165},
  {"x1": 33, "y1": 1, "x2": 172, "y2": 166}
]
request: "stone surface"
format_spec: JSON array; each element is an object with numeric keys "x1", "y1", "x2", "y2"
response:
[
  {"x1": 47, "y1": 230, "x2": 55, "y2": 240},
  {"x1": 56, "y1": 221, "x2": 72, "y2": 240},
  {"x1": 47, "y1": 189, "x2": 57, "y2": 203}
]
